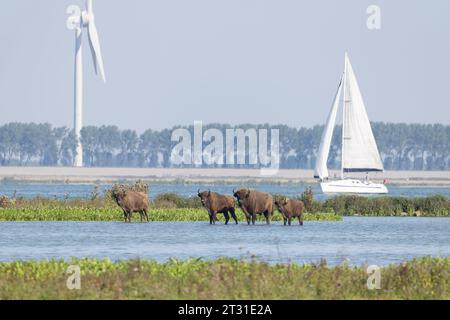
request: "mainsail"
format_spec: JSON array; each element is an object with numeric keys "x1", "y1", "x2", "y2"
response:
[
  {"x1": 342, "y1": 54, "x2": 383, "y2": 173},
  {"x1": 314, "y1": 53, "x2": 384, "y2": 180},
  {"x1": 314, "y1": 77, "x2": 343, "y2": 179}
]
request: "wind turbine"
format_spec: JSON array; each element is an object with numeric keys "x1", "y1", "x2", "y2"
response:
[{"x1": 67, "y1": 0, "x2": 106, "y2": 167}]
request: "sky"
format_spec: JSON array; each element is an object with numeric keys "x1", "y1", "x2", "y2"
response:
[{"x1": 0, "y1": 0, "x2": 449, "y2": 132}]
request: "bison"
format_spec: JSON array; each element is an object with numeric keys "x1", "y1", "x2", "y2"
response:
[
  {"x1": 112, "y1": 187, "x2": 149, "y2": 223},
  {"x1": 274, "y1": 198, "x2": 304, "y2": 226},
  {"x1": 197, "y1": 189, "x2": 238, "y2": 225},
  {"x1": 233, "y1": 189, "x2": 273, "y2": 225}
]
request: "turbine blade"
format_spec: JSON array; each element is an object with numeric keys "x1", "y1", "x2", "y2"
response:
[{"x1": 88, "y1": 22, "x2": 106, "y2": 83}]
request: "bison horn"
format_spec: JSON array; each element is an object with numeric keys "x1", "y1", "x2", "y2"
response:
[
  {"x1": 208, "y1": 189, "x2": 211, "y2": 196},
  {"x1": 197, "y1": 189, "x2": 201, "y2": 196},
  {"x1": 232, "y1": 188, "x2": 235, "y2": 194}
]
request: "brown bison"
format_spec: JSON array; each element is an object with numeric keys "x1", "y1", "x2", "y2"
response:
[
  {"x1": 233, "y1": 189, "x2": 273, "y2": 225},
  {"x1": 197, "y1": 189, "x2": 238, "y2": 225},
  {"x1": 274, "y1": 198, "x2": 304, "y2": 226},
  {"x1": 112, "y1": 188, "x2": 149, "y2": 223}
]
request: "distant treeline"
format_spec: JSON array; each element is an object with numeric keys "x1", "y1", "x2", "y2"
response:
[{"x1": 0, "y1": 122, "x2": 449, "y2": 170}]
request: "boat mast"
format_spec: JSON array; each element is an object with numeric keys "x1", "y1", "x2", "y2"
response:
[{"x1": 341, "y1": 53, "x2": 348, "y2": 180}]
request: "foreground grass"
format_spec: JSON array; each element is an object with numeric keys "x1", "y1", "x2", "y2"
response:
[
  {"x1": 0, "y1": 207, "x2": 341, "y2": 222},
  {"x1": 0, "y1": 257, "x2": 448, "y2": 299}
]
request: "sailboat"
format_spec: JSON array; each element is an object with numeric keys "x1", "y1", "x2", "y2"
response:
[{"x1": 314, "y1": 53, "x2": 388, "y2": 194}]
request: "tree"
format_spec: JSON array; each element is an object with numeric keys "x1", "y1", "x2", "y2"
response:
[
  {"x1": 0, "y1": 122, "x2": 448, "y2": 170},
  {"x1": 118, "y1": 129, "x2": 138, "y2": 166}
]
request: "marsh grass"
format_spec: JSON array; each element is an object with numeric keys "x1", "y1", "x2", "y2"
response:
[
  {"x1": 324, "y1": 195, "x2": 450, "y2": 216},
  {"x1": 1, "y1": 191, "x2": 448, "y2": 221},
  {"x1": 0, "y1": 257, "x2": 448, "y2": 299},
  {"x1": 0, "y1": 187, "x2": 341, "y2": 221},
  {"x1": 0, "y1": 206, "x2": 340, "y2": 222}
]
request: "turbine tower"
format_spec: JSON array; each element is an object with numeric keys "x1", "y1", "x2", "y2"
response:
[{"x1": 67, "y1": 0, "x2": 106, "y2": 167}]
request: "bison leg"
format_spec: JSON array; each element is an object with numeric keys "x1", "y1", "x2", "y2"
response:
[
  {"x1": 241, "y1": 207, "x2": 251, "y2": 225},
  {"x1": 229, "y1": 207, "x2": 238, "y2": 224},
  {"x1": 211, "y1": 211, "x2": 217, "y2": 225},
  {"x1": 208, "y1": 211, "x2": 213, "y2": 225},
  {"x1": 124, "y1": 210, "x2": 132, "y2": 223},
  {"x1": 251, "y1": 214, "x2": 256, "y2": 225},
  {"x1": 264, "y1": 211, "x2": 271, "y2": 225},
  {"x1": 144, "y1": 209, "x2": 149, "y2": 222},
  {"x1": 223, "y1": 211, "x2": 230, "y2": 225},
  {"x1": 283, "y1": 217, "x2": 287, "y2": 226},
  {"x1": 299, "y1": 215, "x2": 303, "y2": 226},
  {"x1": 123, "y1": 210, "x2": 128, "y2": 223},
  {"x1": 140, "y1": 210, "x2": 146, "y2": 223},
  {"x1": 288, "y1": 216, "x2": 292, "y2": 226}
]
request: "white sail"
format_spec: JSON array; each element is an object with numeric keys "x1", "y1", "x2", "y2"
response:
[
  {"x1": 342, "y1": 54, "x2": 383, "y2": 173},
  {"x1": 314, "y1": 77, "x2": 343, "y2": 179}
]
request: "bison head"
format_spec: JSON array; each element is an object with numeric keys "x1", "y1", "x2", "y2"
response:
[
  {"x1": 233, "y1": 188, "x2": 250, "y2": 204},
  {"x1": 111, "y1": 186, "x2": 127, "y2": 204},
  {"x1": 274, "y1": 198, "x2": 288, "y2": 211},
  {"x1": 197, "y1": 189, "x2": 211, "y2": 206}
]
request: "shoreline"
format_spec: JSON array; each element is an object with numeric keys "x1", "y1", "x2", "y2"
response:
[
  {"x1": 1, "y1": 167, "x2": 450, "y2": 186},
  {"x1": 1, "y1": 194, "x2": 448, "y2": 219}
]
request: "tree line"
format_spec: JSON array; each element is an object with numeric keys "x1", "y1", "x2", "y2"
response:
[{"x1": 0, "y1": 122, "x2": 449, "y2": 170}]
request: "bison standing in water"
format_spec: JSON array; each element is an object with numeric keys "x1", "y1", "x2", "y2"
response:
[
  {"x1": 112, "y1": 187, "x2": 149, "y2": 223},
  {"x1": 233, "y1": 189, "x2": 273, "y2": 225},
  {"x1": 274, "y1": 198, "x2": 304, "y2": 226},
  {"x1": 197, "y1": 190, "x2": 238, "y2": 225}
]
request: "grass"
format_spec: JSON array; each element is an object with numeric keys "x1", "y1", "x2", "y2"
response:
[
  {"x1": 1, "y1": 190, "x2": 449, "y2": 221},
  {"x1": 0, "y1": 257, "x2": 448, "y2": 299},
  {"x1": 323, "y1": 194, "x2": 450, "y2": 217},
  {"x1": 0, "y1": 206, "x2": 341, "y2": 222},
  {"x1": 0, "y1": 187, "x2": 341, "y2": 221}
]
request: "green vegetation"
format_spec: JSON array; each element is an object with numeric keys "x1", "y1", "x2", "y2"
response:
[
  {"x1": 1, "y1": 122, "x2": 449, "y2": 170},
  {"x1": 0, "y1": 257, "x2": 448, "y2": 299},
  {"x1": 0, "y1": 185, "x2": 449, "y2": 220},
  {"x1": 2, "y1": 183, "x2": 342, "y2": 221},
  {"x1": 0, "y1": 206, "x2": 340, "y2": 222},
  {"x1": 322, "y1": 195, "x2": 450, "y2": 217},
  {"x1": 0, "y1": 184, "x2": 340, "y2": 221}
]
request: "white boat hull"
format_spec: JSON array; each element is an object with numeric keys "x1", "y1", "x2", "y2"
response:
[{"x1": 320, "y1": 179, "x2": 388, "y2": 194}]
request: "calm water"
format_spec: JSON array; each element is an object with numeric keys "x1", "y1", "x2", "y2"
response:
[
  {"x1": 0, "y1": 218, "x2": 449, "y2": 266},
  {"x1": 1, "y1": 182, "x2": 450, "y2": 200}
]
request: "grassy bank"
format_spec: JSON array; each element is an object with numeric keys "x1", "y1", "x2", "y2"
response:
[
  {"x1": 0, "y1": 189, "x2": 341, "y2": 221},
  {"x1": 0, "y1": 207, "x2": 340, "y2": 222},
  {"x1": 322, "y1": 195, "x2": 450, "y2": 217},
  {"x1": 0, "y1": 257, "x2": 448, "y2": 299},
  {"x1": 1, "y1": 191, "x2": 449, "y2": 221}
]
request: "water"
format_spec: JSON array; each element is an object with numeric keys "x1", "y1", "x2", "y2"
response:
[
  {"x1": 1, "y1": 182, "x2": 449, "y2": 265},
  {"x1": 1, "y1": 182, "x2": 450, "y2": 200},
  {"x1": 0, "y1": 218, "x2": 448, "y2": 266}
]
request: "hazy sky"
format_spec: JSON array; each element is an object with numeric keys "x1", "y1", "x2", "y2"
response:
[{"x1": 0, "y1": 0, "x2": 449, "y2": 132}]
